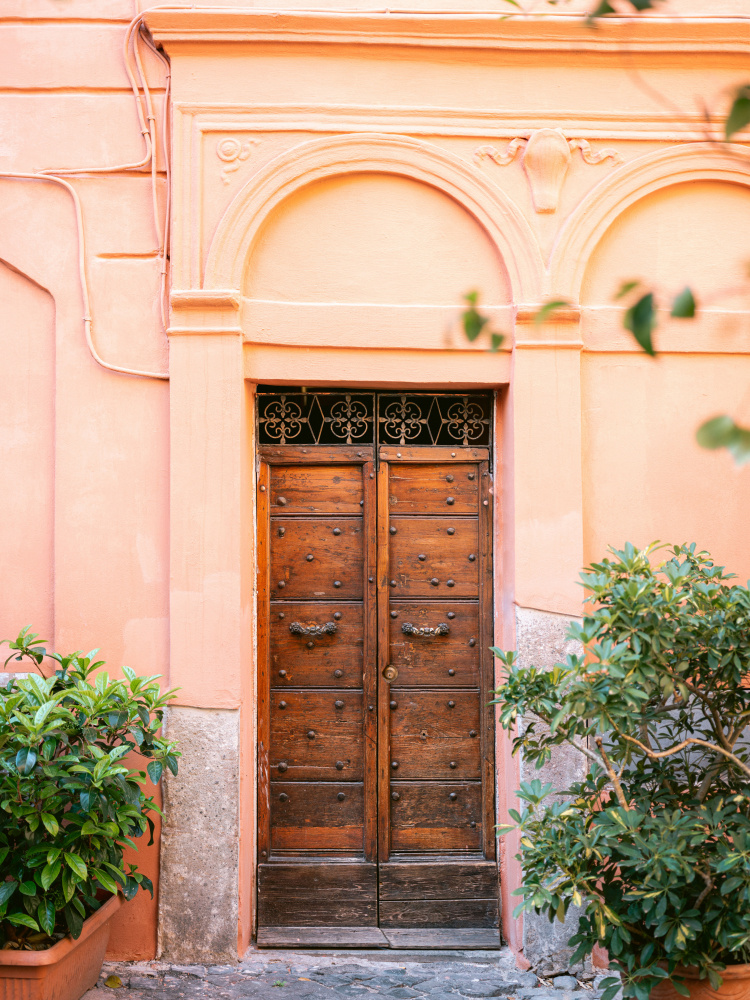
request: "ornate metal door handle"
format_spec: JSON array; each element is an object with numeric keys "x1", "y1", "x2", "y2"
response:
[
  {"x1": 401, "y1": 622, "x2": 450, "y2": 637},
  {"x1": 289, "y1": 622, "x2": 338, "y2": 636}
]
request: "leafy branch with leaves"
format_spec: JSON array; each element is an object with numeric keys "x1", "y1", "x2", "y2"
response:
[
  {"x1": 0, "y1": 627, "x2": 179, "y2": 949},
  {"x1": 493, "y1": 543, "x2": 750, "y2": 1000}
]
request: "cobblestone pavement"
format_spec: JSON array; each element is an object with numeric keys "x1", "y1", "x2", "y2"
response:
[{"x1": 86, "y1": 948, "x2": 616, "y2": 1000}]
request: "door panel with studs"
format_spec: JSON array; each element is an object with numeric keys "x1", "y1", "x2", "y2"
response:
[
  {"x1": 270, "y1": 602, "x2": 363, "y2": 689},
  {"x1": 388, "y1": 518, "x2": 480, "y2": 598},
  {"x1": 388, "y1": 601, "x2": 480, "y2": 687},
  {"x1": 377, "y1": 445, "x2": 496, "y2": 931},
  {"x1": 258, "y1": 446, "x2": 378, "y2": 930}
]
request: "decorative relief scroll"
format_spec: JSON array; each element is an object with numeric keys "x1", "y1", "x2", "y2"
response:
[
  {"x1": 216, "y1": 137, "x2": 260, "y2": 184},
  {"x1": 474, "y1": 128, "x2": 622, "y2": 214}
]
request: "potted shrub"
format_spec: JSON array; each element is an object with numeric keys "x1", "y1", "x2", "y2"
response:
[
  {"x1": 493, "y1": 543, "x2": 750, "y2": 1000},
  {"x1": 0, "y1": 627, "x2": 179, "y2": 1000}
]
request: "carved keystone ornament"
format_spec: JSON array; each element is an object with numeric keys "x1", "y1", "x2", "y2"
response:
[{"x1": 475, "y1": 128, "x2": 622, "y2": 213}]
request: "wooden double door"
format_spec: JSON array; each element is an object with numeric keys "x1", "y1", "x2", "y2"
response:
[{"x1": 256, "y1": 430, "x2": 497, "y2": 947}]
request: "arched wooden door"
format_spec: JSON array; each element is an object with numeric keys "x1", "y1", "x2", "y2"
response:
[{"x1": 255, "y1": 390, "x2": 498, "y2": 948}]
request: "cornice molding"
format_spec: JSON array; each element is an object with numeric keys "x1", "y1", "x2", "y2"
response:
[
  {"x1": 145, "y1": 10, "x2": 750, "y2": 54},
  {"x1": 178, "y1": 102, "x2": 745, "y2": 143}
]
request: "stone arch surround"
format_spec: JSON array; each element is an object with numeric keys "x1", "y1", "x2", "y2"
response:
[
  {"x1": 203, "y1": 132, "x2": 545, "y2": 306},
  {"x1": 550, "y1": 143, "x2": 750, "y2": 300}
]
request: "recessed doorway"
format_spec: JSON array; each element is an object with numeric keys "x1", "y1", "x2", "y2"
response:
[{"x1": 255, "y1": 389, "x2": 498, "y2": 949}]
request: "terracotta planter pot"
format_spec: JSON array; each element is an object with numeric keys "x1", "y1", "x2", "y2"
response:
[
  {"x1": 0, "y1": 893, "x2": 123, "y2": 1000},
  {"x1": 650, "y1": 964, "x2": 750, "y2": 1000}
]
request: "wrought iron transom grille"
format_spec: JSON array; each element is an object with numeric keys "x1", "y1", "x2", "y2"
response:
[{"x1": 257, "y1": 389, "x2": 492, "y2": 448}]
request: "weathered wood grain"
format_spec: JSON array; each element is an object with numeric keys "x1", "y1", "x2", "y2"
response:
[
  {"x1": 381, "y1": 928, "x2": 500, "y2": 949},
  {"x1": 389, "y1": 689, "x2": 481, "y2": 779},
  {"x1": 270, "y1": 691, "x2": 364, "y2": 780},
  {"x1": 257, "y1": 927, "x2": 388, "y2": 947},
  {"x1": 258, "y1": 861, "x2": 377, "y2": 926},
  {"x1": 270, "y1": 781, "x2": 364, "y2": 852},
  {"x1": 270, "y1": 601, "x2": 363, "y2": 688},
  {"x1": 270, "y1": 517, "x2": 363, "y2": 600},
  {"x1": 379, "y1": 898, "x2": 499, "y2": 928},
  {"x1": 389, "y1": 780, "x2": 482, "y2": 852},
  {"x1": 378, "y1": 859, "x2": 498, "y2": 899},
  {"x1": 388, "y1": 518, "x2": 479, "y2": 598},
  {"x1": 388, "y1": 600, "x2": 480, "y2": 687},
  {"x1": 388, "y1": 463, "x2": 479, "y2": 515},
  {"x1": 270, "y1": 464, "x2": 363, "y2": 514}
]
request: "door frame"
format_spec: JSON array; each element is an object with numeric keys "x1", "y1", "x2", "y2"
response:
[{"x1": 253, "y1": 394, "x2": 505, "y2": 945}]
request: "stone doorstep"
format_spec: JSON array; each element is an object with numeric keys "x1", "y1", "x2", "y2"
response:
[{"x1": 91, "y1": 950, "x2": 613, "y2": 1000}]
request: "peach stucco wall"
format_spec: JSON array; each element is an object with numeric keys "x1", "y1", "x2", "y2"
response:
[{"x1": 2, "y1": 0, "x2": 750, "y2": 963}]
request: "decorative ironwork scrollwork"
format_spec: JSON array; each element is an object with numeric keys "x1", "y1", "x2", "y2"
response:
[
  {"x1": 258, "y1": 390, "x2": 491, "y2": 447},
  {"x1": 260, "y1": 395, "x2": 306, "y2": 444},
  {"x1": 326, "y1": 395, "x2": 372, "y2": 444},
  {"x1": 289, "y1": 622, "x2": 338, "y2": 636},
  {"x1": 380, "y1": 396, "x2": 426, "y2": 445},
  {"x1": 445, "y1": 398, "x2": 488, "y2": 445},
  {"x1": 401, "y1": 622, "x2": 450, "y2": 637}
]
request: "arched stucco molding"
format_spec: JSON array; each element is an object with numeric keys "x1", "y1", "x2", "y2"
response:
[
  {"x1": 550, "y1": 143, "x2": 750, "y2": 301},
  {"x1": 203, "y1": 133, "x2": 544, "y2": 304}
]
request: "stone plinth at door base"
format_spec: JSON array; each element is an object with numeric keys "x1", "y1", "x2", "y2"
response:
[{"x1": 158, "y1": 707, "x2": 240, "y2": 964}]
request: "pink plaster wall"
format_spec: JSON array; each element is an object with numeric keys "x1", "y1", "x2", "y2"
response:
[
  {"x1": 0, "y1": 3, "x2": 169, "y2": 959},
  {"x1": 3, "y1": 0, "x2": 750, "y2": 964}
]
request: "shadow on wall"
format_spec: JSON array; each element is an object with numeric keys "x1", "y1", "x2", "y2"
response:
[{"x1": 0, "y1": 260, "x2": 54, "y2": 640}]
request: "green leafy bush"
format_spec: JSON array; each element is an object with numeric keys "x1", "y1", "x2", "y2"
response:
[
  {"x1": 0, "y1": 627, "x2": 179, "y2": 949},
  {"x1": 493, "y1": 543, "x2": 750, "y2": 1000}
]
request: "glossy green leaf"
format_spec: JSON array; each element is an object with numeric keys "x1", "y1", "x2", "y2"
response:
[
  {"x1": 15, "y1": 747, "x2": 37, "y2": 776},
  {"x1": 37, "y1": 899, "x2": 55, "y2": 936},
  {"x1": 40, "y1": 812, "x2": 59, "y2": 837},
  {"x1": 0, "y1": 881, "x2": 17, "y2": 906},
  {"x1": 624, "y1": 292, "x2": 657, "y2": 356},
  {"x1": 147, "y1": 760, "x2": 163, "y2": 785},
  {"x1": 725, "y1": 86, "x2": 750, "y2": 140},
  {"x1": 64, "y1": 853, "x2": 88, "y2": 880},
  {"x1": 534, "y1": 300, "x2": 571, "y2": 327},
  {"x1": 6, "y1": 912, "x2": 39, "y2": 931},
  {"x1": 670, "y1": 287, "x2": 696, "y2": 319}
]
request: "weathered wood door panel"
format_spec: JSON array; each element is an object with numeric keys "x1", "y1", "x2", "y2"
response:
[
  {"x1": 270, "y1": 517, "x2": 364, "y2": 600},
  {"x1": 388, "y1": 518, "x2": 480, "y2": 597},
  {"x1": 258, "y1": 446, "x2": 377, "y2": 930},
  {"x1": 388, "y1": 601, "x2": 480, "y2": 687},
  {"x1": 389, "y1": 690, "x2": 481, "y2": 779},
  {"x1": 270, "y1": 601, "x2": 363, "y2": 688},
  {"x1": 256, "y1": 398, "x2": 497, "y2": 943},
  {"x1": 377, "y1": 444, "x2": 496, "y2": 931},
  {"x1": 270, "y1": 690, "x2": 365, "y2": 781},
  {"x1": 270, "y1": 781, "x2": 366, "y2": 851}
]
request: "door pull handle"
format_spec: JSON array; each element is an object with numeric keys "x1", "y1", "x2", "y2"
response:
[
  {"x1": 401, "y1": 622, "x2": 450, "y2": 637},
  {"x1": 289, "y1": 622, "x2": 337, "y2": 636}
]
